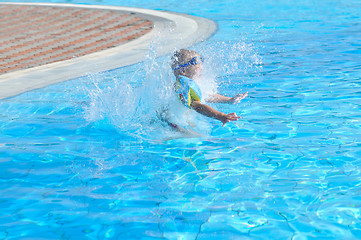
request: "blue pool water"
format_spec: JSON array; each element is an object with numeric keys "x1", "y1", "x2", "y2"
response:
[{"x1": 1, "y1": 0, "x2": 361, "y2": 239}]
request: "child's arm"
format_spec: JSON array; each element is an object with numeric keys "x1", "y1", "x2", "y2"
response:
[
  {"x1": 206, "y1": 92, "x2": 248, "y2": 104},
  {"x1": 190, "y1": 101, "x2": 241, "y2": 126}
]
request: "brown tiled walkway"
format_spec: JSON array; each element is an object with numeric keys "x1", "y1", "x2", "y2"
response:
[{"x1": 0, "y1": 4, "x2": 153, "y2": 74}]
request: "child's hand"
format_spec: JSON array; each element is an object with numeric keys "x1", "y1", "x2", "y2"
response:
[
  {"x1": 230, "y1": 92, "x2": 248, "y2": 104},
  {"x1": 190, "y1": 101, "x2": 241, "y2": 126},
  {"x1": 221, "y1": 112, "x2": 241, "y2": 126}
]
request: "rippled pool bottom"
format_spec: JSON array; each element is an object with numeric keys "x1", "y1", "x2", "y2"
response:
[
  {"x1": 1, "y1": 70, "x2": 361, "y2": 239},
  {"x1": 2, "y1": 0, "x2": 361, "y2": 238}
]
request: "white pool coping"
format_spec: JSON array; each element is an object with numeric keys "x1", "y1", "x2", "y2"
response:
[{"x1": 0, "y1": 3, "x2": 217, "y2": 100}]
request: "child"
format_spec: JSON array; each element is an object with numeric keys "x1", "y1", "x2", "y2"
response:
[{"x1": 172, "y1": 49, "x2": 248, "y2": 126}]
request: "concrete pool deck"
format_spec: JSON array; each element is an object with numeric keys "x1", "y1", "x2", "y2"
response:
[{"x1": 0, "y1": 2, "x2": 217, "y2": 99}]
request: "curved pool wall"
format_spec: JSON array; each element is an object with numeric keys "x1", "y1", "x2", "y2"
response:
[
  {"x1": 1, "y1": 0, "x2": 361, "y2": 239},
  {"x1": 0, "y1": 2, "x2": 217, "y2": 99}
]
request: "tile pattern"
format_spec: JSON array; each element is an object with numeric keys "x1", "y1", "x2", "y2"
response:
[{"x1": 0, "y1": 5, "x2": 153, "y2": 74}]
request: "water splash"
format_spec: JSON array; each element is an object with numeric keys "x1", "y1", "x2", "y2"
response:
[
  {"x1": 81, "y1": 42, "x2": 182, "y2": 139},
  {"x1": 80, "y1": 37, "x2": 262, "y2": 140},
  {"x1": 200, "y1": 39, "x2": 262, "y2": 84}
]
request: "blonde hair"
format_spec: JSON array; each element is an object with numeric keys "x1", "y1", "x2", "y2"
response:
[{"x1": 171, "y1": 49, "x2": 200, "y2": 71}]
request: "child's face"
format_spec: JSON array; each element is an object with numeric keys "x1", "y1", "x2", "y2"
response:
[{"x1": 185, "y1": 55, "x2": 203, "y2": 79}]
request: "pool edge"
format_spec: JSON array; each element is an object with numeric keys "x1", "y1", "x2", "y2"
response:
[{"x1": 0, "y1": 2, "x2": 217, "y2": 100}]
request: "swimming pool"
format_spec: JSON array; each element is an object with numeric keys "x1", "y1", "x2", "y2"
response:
[{"x1": 1, "y1": 0, "x2": 361, "y2": 239}]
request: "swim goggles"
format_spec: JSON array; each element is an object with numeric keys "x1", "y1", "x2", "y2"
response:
[{"x1": 173, "y1": 56, "x2": 204, "y2": 70}]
